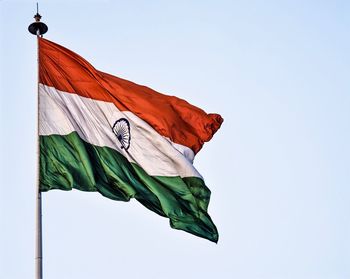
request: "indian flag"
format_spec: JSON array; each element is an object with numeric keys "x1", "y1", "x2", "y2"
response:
[{"x1": 38, "y1": 38, "x2": 223, "y2": 242}]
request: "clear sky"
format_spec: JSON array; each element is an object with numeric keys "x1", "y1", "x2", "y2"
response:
[{"x1": 1, "y1": 1, "x2": 349, "y2": 278}]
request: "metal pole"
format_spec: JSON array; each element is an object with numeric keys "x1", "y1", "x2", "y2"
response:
[
  {"x1": 35, "y1": 193, "x2": 43, "y2": 279},
  {"x1": 28, "y1": 4, "x2": 47, "y2": 277},
  {"x1": 35, "y1": 35, "x2": 43, "y2": 279}
]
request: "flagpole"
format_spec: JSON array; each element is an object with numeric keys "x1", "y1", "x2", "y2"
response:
[
  {"x1": 35, "y1": 176, "x2": 43, "y2": 279},
  {"x1": 28, "y1": 4, "x2": 48, "y2": 279}
]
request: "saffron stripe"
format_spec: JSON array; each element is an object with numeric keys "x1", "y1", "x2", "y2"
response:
[{"x1": 38, "y1": 37, "x2": 223, "y2": 153}]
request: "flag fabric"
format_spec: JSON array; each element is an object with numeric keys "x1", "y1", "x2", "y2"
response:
[{"x1": 38, "y1": 38, "x2": 223, "y2": 242}]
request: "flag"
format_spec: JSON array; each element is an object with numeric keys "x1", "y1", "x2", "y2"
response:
[{"x1": 38, "y1": 38, "x2": 223, "y2": 242}]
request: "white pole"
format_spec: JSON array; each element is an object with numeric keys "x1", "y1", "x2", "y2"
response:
[
  {"x1": 35, "y1": 193, "x2": 43, "y2": 279},
  {"x1": 35, "y1": 34, "x2": 43, "y2": 279}
]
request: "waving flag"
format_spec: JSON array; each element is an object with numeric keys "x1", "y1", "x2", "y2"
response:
[{"x1": 38, "y1": 38, "x2": 223, "y2": 242}]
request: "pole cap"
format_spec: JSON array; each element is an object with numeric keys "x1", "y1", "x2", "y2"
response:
[{"x1": 28, "y1": 4, "x2": 48, "y2": 36}]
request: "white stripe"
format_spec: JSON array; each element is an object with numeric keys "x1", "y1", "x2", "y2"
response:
[{"x1": 39, "y1": 84, "x2": 200, "y2": 178}]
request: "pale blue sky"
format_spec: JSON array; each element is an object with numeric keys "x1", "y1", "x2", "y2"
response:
[{"x1": 1, "y1": 1, "x2": 349, "y2": 278}]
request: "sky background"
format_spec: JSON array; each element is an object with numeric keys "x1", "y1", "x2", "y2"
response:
[{"x1": 1, "y1": 1, "x2": 349, "y2": 278}]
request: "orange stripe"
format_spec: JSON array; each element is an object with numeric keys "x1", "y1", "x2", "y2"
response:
[{"x1": 38, "y1": 38, "x2": 223, "y2": 154}]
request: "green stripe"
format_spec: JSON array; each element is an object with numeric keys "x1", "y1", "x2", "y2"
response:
[{"x1": 40, "y1": 132, "x2": 218, "y2": 242}]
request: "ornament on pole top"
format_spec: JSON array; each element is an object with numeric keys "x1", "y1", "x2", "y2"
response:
[{"x1": 28, "y1": 3, "x2": 48, "y2": 37}]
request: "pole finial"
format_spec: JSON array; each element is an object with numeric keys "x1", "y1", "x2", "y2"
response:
[{"x1": 28, "y1": 2, "x2": 48, "y2": 36}]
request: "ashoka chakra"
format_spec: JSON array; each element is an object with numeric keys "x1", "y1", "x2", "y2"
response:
[{"x1": 112, "y1": 118, "x2": 131, "y2": 150}]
